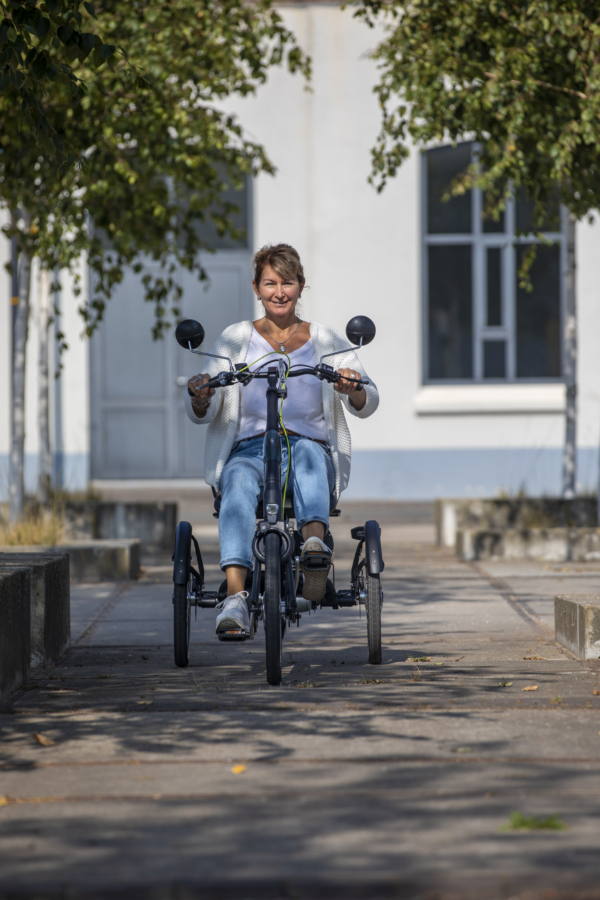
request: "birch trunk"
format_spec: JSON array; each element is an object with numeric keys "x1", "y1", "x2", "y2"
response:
[
  {"x1": 561, "y1": 212, "x2": 577, "y2": 499},
  {"x1": 9, "y1": 214, "x2": 32, "y2": 524},
  {"x1": 38, "y1": 266, "x2": 51, "y2": 505}
]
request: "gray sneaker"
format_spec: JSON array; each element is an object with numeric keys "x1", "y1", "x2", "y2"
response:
[
  {"x1": 300, "y1": 537, "x2": 332, "y2": 603},
  {"x1": 215, "y1": 591, "x2": 250, "y2": 636}
]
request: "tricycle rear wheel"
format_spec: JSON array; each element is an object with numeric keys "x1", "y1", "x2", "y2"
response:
[
  {"x1": 366, "y1": 572, "x2": 382, "y2": 665},
  {"x1": 173, "y1": 581, "x2": 191, "y2": 668}
]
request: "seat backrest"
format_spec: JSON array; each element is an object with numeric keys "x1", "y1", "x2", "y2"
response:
[{"x1": 213, "y1": 486, "x2": 340, "y2": 519}]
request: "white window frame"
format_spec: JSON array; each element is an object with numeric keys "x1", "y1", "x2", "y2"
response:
[{"x1": 421, "y1": 143, "x2": 567, "y2": 385}]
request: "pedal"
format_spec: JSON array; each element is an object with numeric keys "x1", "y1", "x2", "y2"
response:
[
  {"x1": 301, "y1": 552, "x2": 331, "y2": 572},
  {"x1": 217, "y1": 628, "x2": 250, "y2": 642}
]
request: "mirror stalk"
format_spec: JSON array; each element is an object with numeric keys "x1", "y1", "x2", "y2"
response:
[
  {"x1": 188, "y1": 342, "x2": 234, "y2": 372},
  {"x1": 319, "y1": 339, "x2": 363, "y2": 367}
]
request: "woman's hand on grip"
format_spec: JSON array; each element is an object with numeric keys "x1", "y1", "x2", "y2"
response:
[
  {"x1": 335, "y1": 367, "x2": 366, "y2": 410},
  {"x1": 188, "y1": 373, "x2": 215, "y2": 415}
]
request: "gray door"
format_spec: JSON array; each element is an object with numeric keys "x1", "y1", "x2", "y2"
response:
[{"x1": 90, "y1": 251, "x2": 253, "y2": 479}]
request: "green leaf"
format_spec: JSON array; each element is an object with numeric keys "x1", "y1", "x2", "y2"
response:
[
  {"x1": 34, "y1": 16, "x2": 50, "y2": 40},
  {"x1": 57, "y1": 25, "x2": 73, "y2": 44},
  {"x1": 99, "y1": 43, "x2": 115, "y2": 60},
  {"x1": 79, "y1": 32, "x2": 96, "y2": 55},
  {"x1": 83, "y1": 1, "x2": 98, "y2": 20},
  {"x1": 7, "y1": 27, "x2": 16, "y2": 43},
  {"x1": 500, "y1": 812, "x2": 568, "y2": 832}
]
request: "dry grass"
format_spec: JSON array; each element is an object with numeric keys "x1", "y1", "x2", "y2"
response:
[{"x1": 0, "y1": 504, "x2": 65, "y2": 546}]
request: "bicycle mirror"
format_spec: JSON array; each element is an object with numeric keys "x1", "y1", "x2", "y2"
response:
[
  {"x1": 175, "y1": 319, "x2": 205, "y2": 350},
  {"x1": 346, "y1": 316, "x2": 376, "y2": 347}
]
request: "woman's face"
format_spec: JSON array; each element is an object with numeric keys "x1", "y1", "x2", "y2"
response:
[{"x1": 253, "y1": 264, "x2": 304, "y2": 321}]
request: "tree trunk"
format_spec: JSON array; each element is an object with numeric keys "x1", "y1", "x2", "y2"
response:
[
  {"x1": 38, "y1": 266, "x2": 51, "y2": 505},
  {"x1": 9, "y1": 213, "x2": 32, "y2": 524},
  {"x1": 561, "y1": 212, "x2": 577, "y2": 499}
]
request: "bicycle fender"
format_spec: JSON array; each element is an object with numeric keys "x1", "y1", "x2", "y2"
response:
[
  {"x1": 173, "y1": 521, "x2": 193, "y2": 585},
  {"x1": 364, "y1": 519, "x2": 384, "y2": 576}
]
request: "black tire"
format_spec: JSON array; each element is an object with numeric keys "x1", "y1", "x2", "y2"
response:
[
  {"x1": 366, "y1": 572, "x2": 382, "y2": 665},
  {"x1": 174, "y1": 581, "x2": 191, "y2": 668},
  {"x1": 264, "y1": 531, "x2": 282, "y2": 685}
]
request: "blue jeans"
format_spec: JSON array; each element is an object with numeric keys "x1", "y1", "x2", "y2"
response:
[{"x1": 219, "y1": 435, "x2": 335, "y2": 571}]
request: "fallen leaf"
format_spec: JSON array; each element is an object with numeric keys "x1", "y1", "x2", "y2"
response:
[
  {"x1": 526, "y1": 648, "x2": 532, "y2": 652},
  {"x1": 522, "y1": 685, "x2": 539, "y2": 692},
  {"x1": 498, "y1": 681, "x2": 513, "y2": 687},
  {"x1": 137, "y1": 700, "x2": 153, "y2": 705},
  {"x1": 593, "y1": 690, "x2": 600, "y2": 696},
  {"x1": 33, "y1": 733, "x2": 55, "y2": 747},
  {"x1": 524, "y1": 656, "x2": 546, "y2": 660},
  {"x1": 0, "y1": 797, "x2": 9, "y2": 807},
  {"x1": 141, "y1": 655, "x2": 149, "y2": 660},
  {"x1": 408, "y1": 656, "x2": 432, "y2": 662},
  {"x1": 455, "y1": 747, "x2": 473, "y2": 753},
  {"x1": 500, "y1": 811, "x2": 567, "y2": 832},
  {"x1": 454, "y1": 656, "x2": 465, "y2": 662},
  {"x1": 231, "y1": 764, "x2": 246, "y2": 774},
  {"x1": 434, "y1": 663, "x2": 444, "y2": 666}
]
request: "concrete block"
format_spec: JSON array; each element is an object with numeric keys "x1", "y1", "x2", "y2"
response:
[
  {"x1": 456, "y1": 527, "x2": 600, "y2": 562},
  {"x1": 0, "y1": 568, "x2": 31, "y2": 701},
  {"x1": 555, "y1": 594, "x2": 600, "y2": 659},
  {"x1": 0, "y1": 554, "x2": 69, "y2": 667},
  {"x1": 437, "y1": 497, "x2": 597, "y2": 549},
  {"x1": 0, "y1": 540, "x2": 140, "y2": 582},
  {"x1": 65, "y1": 502, "x2": 177, "y2": 551}
]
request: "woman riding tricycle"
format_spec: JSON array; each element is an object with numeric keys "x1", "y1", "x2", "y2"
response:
[{"x1": 173, "y1": 242, "x2": 383, "y2": 684}]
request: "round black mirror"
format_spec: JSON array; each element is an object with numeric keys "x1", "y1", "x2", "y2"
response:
[
  {"x1": 175, "y1": 319, "x2": 205, "y2": 350},
  {"x1": 346, "y1": 315, "x2": 376, "y2": 347}
]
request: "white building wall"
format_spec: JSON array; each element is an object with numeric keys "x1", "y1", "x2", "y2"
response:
[
  {"x1": 227, "y1": 3, "x2": 600, "y2": 498},
  {"x1": 1, "y1": 2, "x2": 599, "y2": 501}
]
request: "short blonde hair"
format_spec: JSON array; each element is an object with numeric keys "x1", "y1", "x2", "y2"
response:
[{"x1": 252, "y1": 243, "x2": 305, "y2": 286}]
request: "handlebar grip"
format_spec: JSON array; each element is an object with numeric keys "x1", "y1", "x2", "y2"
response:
[{"x1": 204, "y1": 375, "x2": 224, "y2": 389}]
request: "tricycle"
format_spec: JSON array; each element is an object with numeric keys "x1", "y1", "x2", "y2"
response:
[{"x1": 171, "y1": 315, "x2": 384, "y2": 686}]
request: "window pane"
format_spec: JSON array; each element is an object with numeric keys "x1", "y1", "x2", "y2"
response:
[
  {"x1": 179, "y1": 175, "x2": 249, "y2": 250},
  {"x1": 516, "y1": 244, "x2": 561, "y2": 377},
  {"x1": 427, "y1": 143, "x2": 472, "y2": 234},
  {"x1": 428, "y1": 245, "x2": 473, "y2": 379},
  {"x1": 516, "y1": 188, "x2": 560, "y2": 234},
  {"x1": 482, "y1": 196, "x2": 505, "y2": 233},
  {"x1": 483, "y1": 340, "x2": 506, "y2": 378},
  {"x1": 486, "y1": 248, "x2": 502, "y2": 326}
]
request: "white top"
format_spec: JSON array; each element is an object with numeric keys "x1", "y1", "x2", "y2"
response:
[
  {"x1": 234, "y1": 329, "x2": 328, "y2": 443},
  {"x1": 184, "y1": 320, "x2": 379, "y2": 500}
]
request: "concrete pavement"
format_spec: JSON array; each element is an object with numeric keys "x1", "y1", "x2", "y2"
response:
[{"x1": 2, "y1": 520, "x2": 600, "y2": 899}]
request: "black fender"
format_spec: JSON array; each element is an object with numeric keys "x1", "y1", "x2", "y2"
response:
[
  {"x1": 173, "y1": 521, "x2": 193, "y2": 585},
  {"x1": 364, "y1": 520, "x2": 384, "y2": 576}
]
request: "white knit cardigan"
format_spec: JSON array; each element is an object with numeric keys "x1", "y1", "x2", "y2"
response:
[{"x1": 185, "y1": 320, "x2": 379, "y2": 500}]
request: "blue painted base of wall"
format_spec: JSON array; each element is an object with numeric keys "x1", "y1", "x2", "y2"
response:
[
  {"x1": 345, "y1": 447, "x2": 600, "y2": 500},
  {"x1": 1, "y1": 448, "x2": 598, "y2": 502},
  {"x1": 0, "y1": 454, "x2": 89, "y2": 501}
]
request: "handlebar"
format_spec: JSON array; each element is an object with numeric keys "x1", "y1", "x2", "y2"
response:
[{"x1": 201, "y1": 365, "x2": 369, "y2": 392}]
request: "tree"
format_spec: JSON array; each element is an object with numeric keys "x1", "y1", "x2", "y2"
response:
[
  {"x1": 353, "y1": 0, "x2": 600, "y2": 498},
  {"x1": 0, "y1": 0, "x2": 134, "y2": 151},
  {"x1": 3, "y1": 0, "x2": 309, "y2": 520}
]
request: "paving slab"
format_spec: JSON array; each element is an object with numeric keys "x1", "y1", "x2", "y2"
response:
[{"x1": 2, "y1": 540, "x2": 600, "y2": 898}]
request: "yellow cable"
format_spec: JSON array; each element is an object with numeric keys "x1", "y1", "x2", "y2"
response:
[{"x1": 238, "y1": 349, "x2": 293, "y2": 515}]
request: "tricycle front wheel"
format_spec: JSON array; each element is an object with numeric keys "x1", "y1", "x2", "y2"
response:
[{"x1": 264, "y1": 532, "x2": 282, "y2": 686}]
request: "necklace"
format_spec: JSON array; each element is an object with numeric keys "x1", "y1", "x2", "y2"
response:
[{"x1": 262, "y1": 316, "x2": 302, "y2": 353}]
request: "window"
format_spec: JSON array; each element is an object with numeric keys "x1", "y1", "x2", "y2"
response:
[{"x1": 423, "y1": 143, "x2": 564, "y2": 383}]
